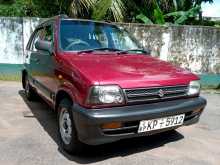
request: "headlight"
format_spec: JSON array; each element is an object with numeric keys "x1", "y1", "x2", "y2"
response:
[
  {"x1": 187, "y1": 81, "x2": 201, "y2": 96},
  {"x1": 87, "y1": 85, "x2": 124, "y2": 105}
]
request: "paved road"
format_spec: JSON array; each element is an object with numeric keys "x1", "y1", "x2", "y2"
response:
[{"x1": 0, "y1": 81, "x2": 219, "y2": 165}]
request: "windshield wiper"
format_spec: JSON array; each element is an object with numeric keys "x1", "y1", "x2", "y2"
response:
[
  {"x1": 77, "y1": 48, "x2": 122, "y2": 54},
  {"x1": 117, "y1": 49, "x2": 150, "y2": 54}
]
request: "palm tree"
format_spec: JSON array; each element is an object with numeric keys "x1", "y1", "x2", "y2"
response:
[
  {"x1": 92, "y1": 0, "x2": 126, "y2": 22},
  {"x1": 66, "y1": 0, "x2": 213, "y2": 22},
  {"x1": 65, "y1": 0, "x2": 126, "y2": 22},
  {"x1": 68, "y1": 0, "x2": 95, "y2": 18}
]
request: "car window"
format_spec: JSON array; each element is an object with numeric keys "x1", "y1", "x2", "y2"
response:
[
  {"x1": 44, "y1": 26, "x2": 53, "y2": 42},
  {"x1": 110, "y1": 30, "x2": 138, "y2": 50},
  {"x1": 30, "y1": 25, "x2": 53, "y2": 51}
]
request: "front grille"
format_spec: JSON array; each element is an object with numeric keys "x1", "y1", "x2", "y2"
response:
[{"x1": 124, "y1": 85, "x2": 188, "y2": 103}]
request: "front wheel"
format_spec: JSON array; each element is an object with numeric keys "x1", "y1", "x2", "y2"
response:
[{"x1": 58, "y1": 98, "x2": 85, "y2": 154}]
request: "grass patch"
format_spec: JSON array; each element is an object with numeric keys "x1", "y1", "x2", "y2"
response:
[
  {"x1": 0, "y1": 74, "x2": 21, "y2": 81},
  {"x1": 0, "y1": 63, "x2": 22, "y2": 81}
]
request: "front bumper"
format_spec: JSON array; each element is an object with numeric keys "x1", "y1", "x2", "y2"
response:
[{"x1": 72, "y1": 97, "x2": 206, "y2": 145}]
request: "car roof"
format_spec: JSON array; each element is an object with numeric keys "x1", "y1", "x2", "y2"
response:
[{"x1": 37, "y1": 15, "x2": 116, "y2": 28}]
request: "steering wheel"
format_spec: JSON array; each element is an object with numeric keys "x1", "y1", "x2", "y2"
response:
[{"x1": 65, "y1": 39, "x2": 90, "y2": 51}]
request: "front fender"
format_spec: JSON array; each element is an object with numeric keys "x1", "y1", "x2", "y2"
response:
[
  {"x1": 56, "y1": 79, "x2": 89, "y2": 107},
  {"x1": 56, "y1": 81, "x2": 77, "y2": 103}
]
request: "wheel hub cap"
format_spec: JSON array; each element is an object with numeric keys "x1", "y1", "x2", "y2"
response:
[{"x1": 59, "y1": 108, "x2": 72, "y2": 145}]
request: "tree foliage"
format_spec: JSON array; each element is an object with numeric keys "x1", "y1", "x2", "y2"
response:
[
  {"x1": 69, "y1": 0, "x2": 95, "y2": 18},
  {"x1": 165, "y1": 5, "x2": 201, "y2": 24},
  {"x1": 0, "y1": 0, "x2": 214, "y2": 25},
  {"x1": 92, "y1": 0, "x2": 125, "y2": 21},
  {"x1": 132, "y1": 0, "x2": 213, "y2": 25}
]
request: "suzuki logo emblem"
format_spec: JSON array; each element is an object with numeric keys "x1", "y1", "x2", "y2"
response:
[{"x1": 158, "y1": 89, "x2": 165, "y2": 97}]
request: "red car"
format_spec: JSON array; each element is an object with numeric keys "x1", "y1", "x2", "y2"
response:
[{"x1": 22, "y1": 15, "x2": 206, "y2": 154}]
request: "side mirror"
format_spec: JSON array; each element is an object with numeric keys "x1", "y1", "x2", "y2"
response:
[
  {"x1": 35, "y1": 39, "x2": 52, "y2": 54},
  {"x1": 145, "y1": 48, "x2": 151, "y2": 54}
]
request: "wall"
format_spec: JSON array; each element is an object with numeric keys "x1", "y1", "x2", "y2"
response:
[
  {"x1": 119, "y1": 23, "x2": 220, "y2": 88},
  {"x1": 0, "y1": 17, "x2": 41, "y2": 64},
  {"x1": 0, "y1": 17, "x2": 41, "y2": 80},
  {"x1": 0, "y1": 17, "x2": 219, "y2": 88},
  {"x1": 119, "y1": 23, "x2": 220, "y2": 74}
]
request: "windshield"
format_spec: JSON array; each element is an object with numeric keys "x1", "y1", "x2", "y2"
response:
[{"x1": 59, "y1": 20, "x2": 142, "y2": 52}]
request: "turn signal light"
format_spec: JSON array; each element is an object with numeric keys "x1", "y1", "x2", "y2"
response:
[
  {"x1": 101, "y1": 122, "x2": 122, "y2": 129},
  {"x1": 58, "y1": 74, "x2": 63, "y2": 80}
]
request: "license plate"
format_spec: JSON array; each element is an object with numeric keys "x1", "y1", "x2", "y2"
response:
[{"x1": 138, "y1": 114, "x2": 185, "y2": 133}]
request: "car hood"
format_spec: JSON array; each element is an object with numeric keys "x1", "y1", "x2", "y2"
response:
[{"x1": 63, "y1": 53, "x2": 198, "y2": 88}]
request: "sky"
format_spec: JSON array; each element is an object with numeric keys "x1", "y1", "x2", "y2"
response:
[{"x1": 202, "y1": 0, "x2": 220, "y2": 17}]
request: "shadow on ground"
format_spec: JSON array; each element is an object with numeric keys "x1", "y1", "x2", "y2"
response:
[{"x1": 19, "y1": 90, "x2": 184, "y2": 164}]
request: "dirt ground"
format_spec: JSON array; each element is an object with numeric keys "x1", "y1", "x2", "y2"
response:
[{"x1": 0, "y1": 81, "x2": 219, "y2": 165}]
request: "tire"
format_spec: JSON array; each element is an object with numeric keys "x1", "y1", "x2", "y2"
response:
[
  {"x1": 58, "y1": 98, "x2": 85, "y2": 154},
  {"x1": 24, "y1": 75, "x2": 37, "y2": 101}
]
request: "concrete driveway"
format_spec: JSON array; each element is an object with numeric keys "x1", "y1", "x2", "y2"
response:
[{"x1": 0, "y1": 81, "x2": 219, "y2": 165}]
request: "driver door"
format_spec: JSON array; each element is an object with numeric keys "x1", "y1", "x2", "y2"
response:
[
  {"x1": 27, "y1": 23, "x2": 56, "y2": 102},
  {"x1": 35, "y1": 24, "x2": 57, "y2": 102}
]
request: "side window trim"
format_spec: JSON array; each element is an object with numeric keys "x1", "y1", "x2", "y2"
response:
[
  {"x1": 30, "y1": 27, "x2": 43, "y2": 52},
  {"x1": 26, "y1": 29, "x2": 38, "y2": 51}
]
